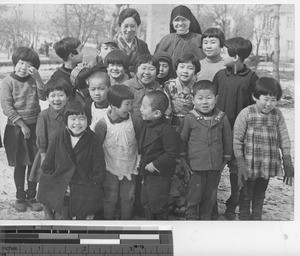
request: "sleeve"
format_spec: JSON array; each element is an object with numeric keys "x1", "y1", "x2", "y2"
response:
[
  {"x1": 154, "y1": 35, "x2": 169, "y2": 53},
  {"x1": 233, "y1": 108, "x2": 248, "y2": 159},
  {"x1": 152, "y1": 126, "x2": 180, "y2": 172},
  {"x1": 91, "y1": 135, "x2": 106, "y2": 184},
  {"x1": 93, "y1": 118, "x2": 107, "y2": 144},
  {"x1": 222, "y1": 115, "x2": 233, "y2": 161},
  {"x1": 35, "y1": 112, "x2": 48, "y2": 152},
  {"x1": 0, "y1": 78, "x2": 21, "y2": 123},
  {"x1": 277, "y1": 109, "x2": 291, "y2": 157},
  {"x1": 249, "y1": 71, "x2": 259, "y2": 95},
  {"x1": 41, "y1": 131, "x2": 57, "y2": 175},
  {"x1": 179, "y1": 115, "x2": 191, "y2": 153},
  {"x1": 37, "y1": 85, "x2": 47, "y2": 101},
  {"x1": 213, "y1": 71, "x2": 220, "y2": 95}
]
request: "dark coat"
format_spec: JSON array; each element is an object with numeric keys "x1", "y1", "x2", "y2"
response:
[
  {"x1": 37, "y1": 127, "x2": 106, "y2": 218},
  {"x1": 139, "y1": 116, "x2": 180, "y2": 178}
]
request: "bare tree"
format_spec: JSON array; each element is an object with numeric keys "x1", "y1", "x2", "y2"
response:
[{"x1": 272, "y1": 4, "x2": 280, "y2": 81}]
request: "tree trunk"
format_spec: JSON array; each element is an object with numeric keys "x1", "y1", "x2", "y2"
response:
[{"x1": 273, "y1": 4, "x2": 280, "y2": 81}]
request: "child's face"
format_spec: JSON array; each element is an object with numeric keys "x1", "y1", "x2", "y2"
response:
[
  {"x1": 172, "y1": 15, "x2": 191, "y2": 35},
  {"x1": 48, "y1": 90, "x2": 68, "y2": 111},
  {"x1": 253, "y1": 94, "x2": 278, "y2": 114},
  {"x1": 107, "y1": 63, "x2": 125, "y2": 79},
  {"x1": 88, "y1": 78, "x2": 109, "y2": 104},
  {"x1": 67, "y1": 114, "x2": 88, "y2": 135},
  {"x1": 14, "y1": 59, "x2": 33, "y2": 77},
  {"x1": 140, "y1": 96, "x2": 158, "y2": 121},
  {"x1": 221, "y1": 47, "x2": 235, "y2": 67},
  {"x1": 136, "y1": 63, "x2": 157, "y2": 85},
  {"x1": 157, "y1": 61, "x2": 170, "y2": 79},
  {"x1": 71, "y1": 44, "x2": 84, "y2": 64},
  {"x1": 176, "y1": 62, "x2": 196, "y2": 84},
  {"x1": 113, "y1": 99, "x2": 133, "y2": 119},
  {"x1": 202, "y1": 37, "x2": 222, "y2": 59},
  {"x1": 193, "y1": 89, "x2": 217, "y2": 114},
  {"x1": 98, "y1": 43, "x2": 117, "y2": 60}
]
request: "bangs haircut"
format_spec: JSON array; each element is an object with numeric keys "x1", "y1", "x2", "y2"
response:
[
  {"x1": 12, "y1": 47, "x2": 40, "y2": 69},
  {"x1": 224, "y1": 37, "x2": 252, "y2": 62},
  {"x1": 104, "y1": 50, "x2": 129, "y2": 70},
  {"x1": 145, "y1": 90, "x2": 169, "y2": 115},
  {"x1": 253, "y1": 77, "x2": 282, "y2": 101},
  {"x1": 201, "y1": 27, "x2": 225, "y2": 47},
  {"x1": 192, "y1": 80, "x2": 217, "y2": 96},
  {"x1": 107, "y1": 84, "x2": 134, "y2": 108},
  {"x1": 64, "y1": 99, "x2": 92, "y2": 126},
  {"x1": 134, "y1": 54, "x2": 160, "y2": 75},
  {"x1": 44, "y1": 78, "x2": 72, "y2": 98},
  {"x1": 86, "y1": 71, "x2": 110, "y2": 88},
  {"x1": 53, "y1": 37, "x2": 81, "y2": 61},
  {"x1": 175, "y1": 54, "x2": 201, "y2": 74}
]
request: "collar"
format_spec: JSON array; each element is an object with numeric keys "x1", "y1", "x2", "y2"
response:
[
  {"x1": 49, "y1": 106, "x2": 64, "y2": 120},
  {"x1": 66, "y1": 127, "x2": 89, "y2": 138},
  {"x1": 94, "y1": 99, "x2": 109, "y2": 109},
  {"x1": 133, "y1": 76, "x2": 160, "y2": 90},
  {"x1": 225, "y1": 64, "x2": 250, "y2": 76},
  {"x1": 145, "y1": 116, "x2": 166, "y2": 128},
  {"x1": 205, "y1": 56, "x2": 223, "y2": 64},
  {"x1": 175, "y1": 77, "x2": 194, "y2": 89},
  {"x1": 10, "y1": 72, "x2": 31, "y2": 83}
]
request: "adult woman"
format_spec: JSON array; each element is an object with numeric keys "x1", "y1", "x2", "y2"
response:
[
  {"x1": 116, "y1": 8, "x2": 150, "y2": 76},
  {"x1": 155, "y1": 5, "x2": 205, "y2": 66}
]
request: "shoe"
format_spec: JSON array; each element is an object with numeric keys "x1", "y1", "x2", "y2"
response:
[
  {"x1": 15, "y1": 199, "x2": 27, "y2": 212},
  {"x1": 27, "y1": 198, "x2": 43, "y2": 212}
]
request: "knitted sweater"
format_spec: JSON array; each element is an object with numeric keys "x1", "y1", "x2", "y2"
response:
[{"x1": 1, "y1": 73, "x2": 43, "y2": 125}]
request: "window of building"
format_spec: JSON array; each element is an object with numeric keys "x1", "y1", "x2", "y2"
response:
[
  {"x1": 287, "y1": 40, "x2": 294, "y2": 50},
  {"x1": 286, "y1": 16, "x2": 294, "y2": 28}
]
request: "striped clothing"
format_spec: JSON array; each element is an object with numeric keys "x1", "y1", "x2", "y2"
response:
[{"x1": 233, "y1": 104, "x2": 291, "y2": 180}]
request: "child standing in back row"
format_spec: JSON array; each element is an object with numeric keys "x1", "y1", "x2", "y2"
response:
[
  {"x1": 0, "y1": 46, "x2": 45, "y2": 212},
  {"x1": 213, "y1": 37, "x2": 259, "y2": 220},
  {"x1": 233, "y1": 77, "x2": 294, "y2": 220}
]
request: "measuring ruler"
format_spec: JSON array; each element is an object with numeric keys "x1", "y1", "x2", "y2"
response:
[{"x1": 0, "y1": 225, "x2": 173, "y2": 255}]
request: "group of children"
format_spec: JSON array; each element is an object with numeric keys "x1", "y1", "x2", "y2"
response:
[{"x1": 0, "y1": 26, "x2": 294, "y2": 221}]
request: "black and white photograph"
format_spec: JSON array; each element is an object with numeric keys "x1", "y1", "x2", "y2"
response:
[{"x1": 0, "y1": 1, "x2": 298, "y2": 255}]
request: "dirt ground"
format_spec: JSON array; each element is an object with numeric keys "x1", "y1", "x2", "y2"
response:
[{"x1": 0, "y1": 63, "x2": 295, "y2": 221}]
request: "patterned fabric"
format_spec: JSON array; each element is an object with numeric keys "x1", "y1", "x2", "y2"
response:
[
  {"x1": 233, "y1": 105, "x2": 292, "y2": 180},
  {"x1": 164, "y1": 77, "x2": 194, "y2": 117},
  {"x1": 116, "y1": 33, "x2": 138, "y2": 69}
]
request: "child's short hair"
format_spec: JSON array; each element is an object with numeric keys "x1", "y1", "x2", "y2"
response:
[
  {"x1": 104, "y1": 50, "x2": 129, "y2": 70},
  {"x1": 64, "y1": 99, "x2": 92, "y2": 126},
  {"x1": 253, "y1": 77, "x2": 282, "y2": 101},
  {"x1": 107, "y1": 84, "x2": 134, "y2": 108},
  {"x1": 44, "y1": 78, "x2": 72, "y2": 98},
  {"x1": 192, "y1": 80, "x2": 217, "y2": 96},
  {"x1": 201, "y1": 27, "x2": 225, "y2": 47},
  {"x1": 53, "y1": 37, "x2": 81, "y2": 61},
  {"x1": 175, "y1": 54, "x2": 201, "y2": 74},
  {"x1": 224, "y1": 37, "x2": 252, "y2": 62},
  {"x1": 12, "y1": 47, "x2": 40, "y2": 69},
  {"x1": 70, "y1": 64, "x2": 93, "y2": 90},
  {"x1": 86, "y1": 71, "x2": 110, "y2": 88},
  {"x1": 144, "y1": 90, "x2": 169, "y2": 115},
  {"x1": 96, "y1": 38, "x2": 119, "y2": 51},
  {"x1": 134, "y1": 54, "x2": 160, "y2": 75}
]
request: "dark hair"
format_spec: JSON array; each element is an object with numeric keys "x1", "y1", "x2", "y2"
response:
[
  {"x1": 63, "y1": 99, "x2": 92, "y2": 126},
  {"x1": 104, "y1": 49, "x2": 129, "y2": 70},
  {"x1": 107, "y1": 84, "x2": 134, "y2": 108},
  {"x1": 192, "y1": 80, "x2": 217, "y2": 96},
  {"x1": 224, "y1": 37, "x2": 252, "y2": 62},
  {"x1": 175, "y1": 54, "x2": 201, "y2": 74},
  {"x1": 134, "y1": 54, "x2": 160, "y2": 75},
  {"x1": 253, "y1": 77, "x2": 282, "y2": 101},
  {"x1": 144, "y1": 90, "x2": 169, "y2": 115},
  {"x1": 118, "y1": 8, "x2": 141, "y2": 27},
  {"x1": 86, "y1": 71, "x2": 110, "y2": 88},
  {"x1": 97, "y1": 41, "x2": 119, "y2": 51},
  {"x1": 201, "y1": 27, "x2": 225, "y2": 48},
  {"x1": 44, "y1": 78, "x2": 72, "y2": 98},
  {"x1": 153, "y1": 51, "x2": 175, "y2": 84},
  {"x1": 12, "y1": 47, "x2": 40, "y2": 69},
  {"x1": 53, "y1": 37, "x2": 81, "y2": 61}
]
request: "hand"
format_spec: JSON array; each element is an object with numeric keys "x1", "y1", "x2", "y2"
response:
[
  {"x1": 181, "y1": 158, "x2": 193, "y2": 183},
  {"x1": 145, "y1": 162, "x2": 158, "y2": 173},
  {"x1": 283, "y1": 155, "x2": 294, "y2": 186},
  {"x1": 28, "y1": 67, "x2": 41, "y2": 81},
  {"x1": 236, "y1": 157, "x2": 248, "y2": 189},
  {"x1": 21, "y1": 124, "x2": 31, "y2": 139}
]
